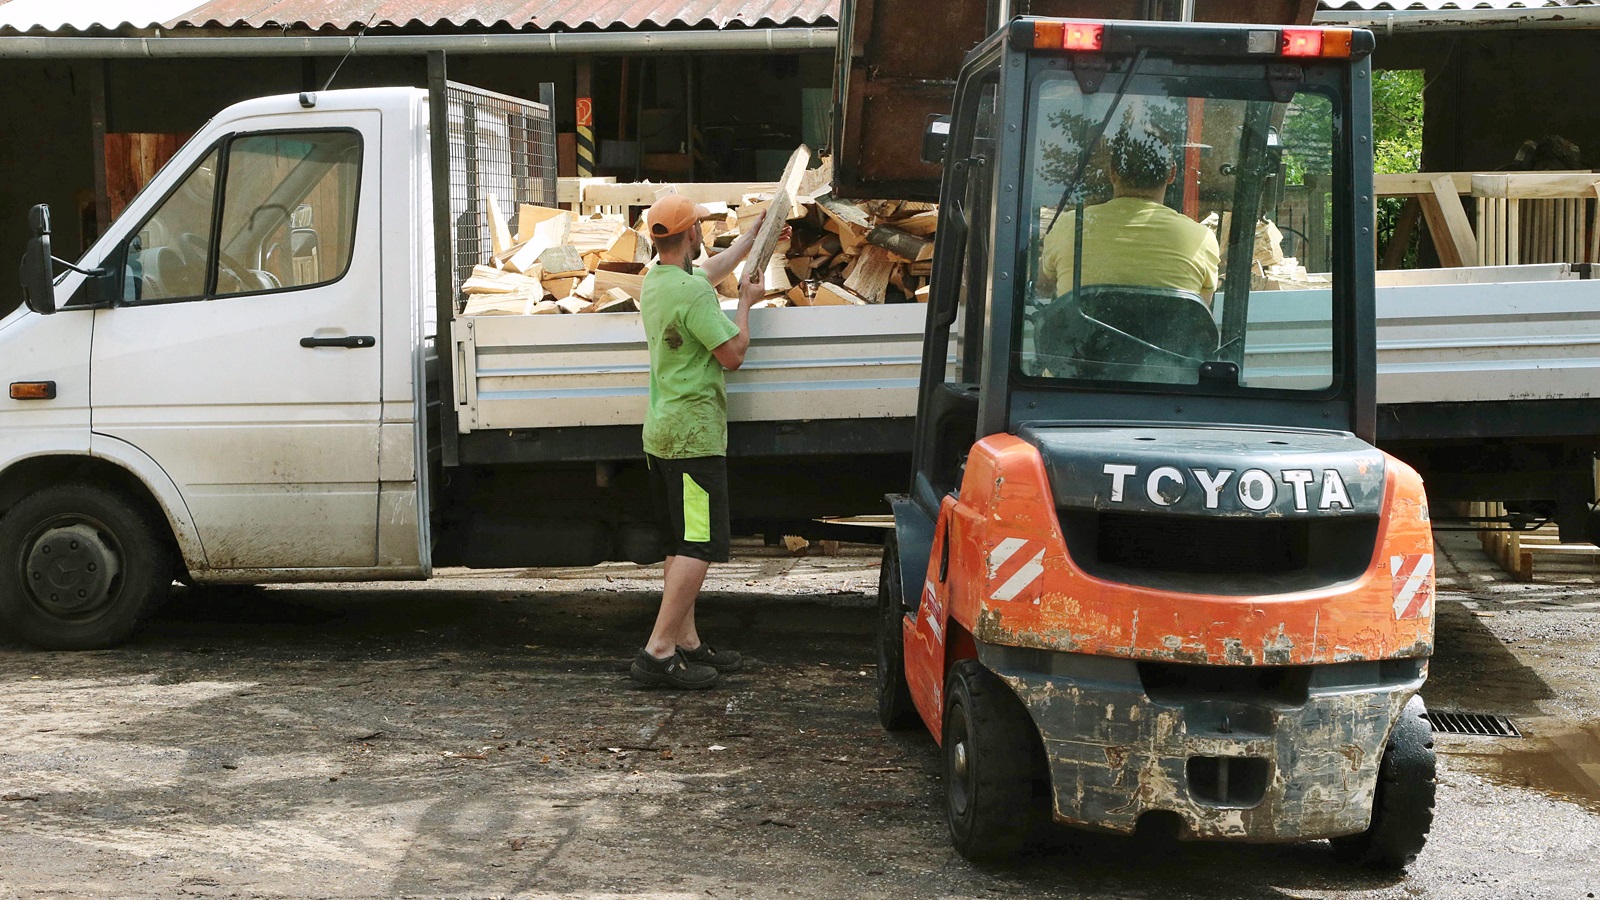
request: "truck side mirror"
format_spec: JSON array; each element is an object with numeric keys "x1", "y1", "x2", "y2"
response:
[
  {"x1": 20, "y1": 204, "x2": 57, "y2": 315},
  {"x1": 922, "y1": 115, "x2": 952, "y2": 165}
]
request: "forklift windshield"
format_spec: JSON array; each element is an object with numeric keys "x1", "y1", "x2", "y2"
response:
[{"x1": 1020, "y1": 69, "x2": 1339, "y2": 393}]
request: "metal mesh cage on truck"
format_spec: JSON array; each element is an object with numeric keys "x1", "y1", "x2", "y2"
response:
[{"x1": 443, "y1": 81, "x2": 557, "y2": 310}]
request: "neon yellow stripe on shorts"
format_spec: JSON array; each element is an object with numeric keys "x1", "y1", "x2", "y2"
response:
[{"x1": 682, "y1": 474, "x2": 711, "y2": 543}]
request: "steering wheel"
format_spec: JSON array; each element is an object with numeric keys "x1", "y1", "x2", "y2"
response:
[
  {"x1": 1034, "y1": 285, "x2": 1219, "y2": 379},
  {"x1": 179, "y1": 232, "x2": 252, "y2": 295}
]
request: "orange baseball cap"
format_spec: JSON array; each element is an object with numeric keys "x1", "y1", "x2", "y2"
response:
[{"x1": 646, "y1": 194, "x2": 712, "y2": 238}]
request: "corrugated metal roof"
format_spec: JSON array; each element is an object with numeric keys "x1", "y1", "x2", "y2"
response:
[
  {"x1": 0, "y1": 0, "x2": 1590, "y2": 33},
  {"x1": 1320, "y1": 0, "x2": 1591, "y2": 8},
  {"x1": 0, "y1": 0, "x2": 838, "y2": 32}
]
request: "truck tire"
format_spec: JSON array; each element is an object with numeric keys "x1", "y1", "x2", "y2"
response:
[
  {"x1": 1330, "y1": 694, "x2": 1436, "y2": 869},
  {"x1": 943, "y1": 659, "x2": 1049, "y2": 861},
  {"x1": 0, "y1": 484, "x2": 174, "y2": 650},
  {"x1": 876, "y1": 532, "x2": 921, "y2": 731}
]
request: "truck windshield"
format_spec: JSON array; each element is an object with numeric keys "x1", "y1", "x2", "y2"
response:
[{"x1": 1019, "y1": 70, "x2": 1340, "y2": 394}]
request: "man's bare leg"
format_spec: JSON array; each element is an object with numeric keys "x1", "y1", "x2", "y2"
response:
[{"x1": 645, "y1": 555, "x2": 708, "y2": 658}]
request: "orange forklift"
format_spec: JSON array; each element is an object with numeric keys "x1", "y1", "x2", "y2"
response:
[{"x1": 869, "y1": 12, "x2": 1439, "y2": 866}]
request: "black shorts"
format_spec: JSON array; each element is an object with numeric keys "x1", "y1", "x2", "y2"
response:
[{"x1": 647, "y1": 453, "x2": 731, "y2": 563}]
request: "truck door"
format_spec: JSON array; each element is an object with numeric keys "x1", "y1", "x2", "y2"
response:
[{"x1": 89, "y1": 114, "x2": 383, "y2": 570}]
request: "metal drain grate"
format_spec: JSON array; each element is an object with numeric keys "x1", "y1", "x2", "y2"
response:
[{"x1": 1425, "y1": 711, "x2": 1521, "y2": 737}]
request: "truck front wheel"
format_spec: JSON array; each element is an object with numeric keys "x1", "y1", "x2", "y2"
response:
[
  {"x1": 1330, "y1": 694, "x2": 1436, "y2": 869},
  {"x1": 0, "y1": 484, "x2": 173, "y2": 650},
  {"x1": 943, "y1": 659, "x2": 1049, "y2": 861}
]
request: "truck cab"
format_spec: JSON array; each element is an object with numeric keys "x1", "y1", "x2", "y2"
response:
[
  {"x1": 0, "y1": 88, "x2": 436, "y2": 648},
  {"x1": 877, "y1": 18, "x2": 1438, "y2": 865}
]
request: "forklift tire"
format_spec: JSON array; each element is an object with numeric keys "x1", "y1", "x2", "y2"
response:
[
  {"x1": 943, "y1": 659, "x2": 1049, "y2": 861},
  {"x1": 876, "y1": 532, "x2": 921, "y2": 731},
  {"x1": 0, "y1": 483, "x2": 173, "y2": 650},
  {"x1": 1330, "y1": 695, "x2": 1436, "y2": 870}
]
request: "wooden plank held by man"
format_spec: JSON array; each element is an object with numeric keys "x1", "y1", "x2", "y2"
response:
[{"x1": 745, "y1": 145, "x2": 812, "y2": 284}]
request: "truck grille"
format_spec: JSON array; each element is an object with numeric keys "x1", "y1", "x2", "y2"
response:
[{"x1": 1058, "y1": 510, "x2": 1378, "y2": 596}]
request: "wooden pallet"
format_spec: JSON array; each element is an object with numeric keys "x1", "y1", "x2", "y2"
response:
[{"x1": 1471, "y1": 500, "x2": 1600, "y2": 581}]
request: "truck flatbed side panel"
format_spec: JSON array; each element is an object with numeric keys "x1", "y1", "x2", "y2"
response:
[
  {"x1": 455, "y1": 304, "x2": 939, "y2": 433},
  {"x1": 454, "y1": 276, "x2": 1600, "y2": 447},
  {"x1": 1375, "y1": 277, "x2": 1600, "y2": 405}
]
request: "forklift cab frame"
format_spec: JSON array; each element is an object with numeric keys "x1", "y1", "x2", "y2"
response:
[
  {"x1": 902, "y1": 19, "x2": 1379, "y2": 568},
  {"x1": 879, "y1": 17, "x2": 1436, "y2": 867}
]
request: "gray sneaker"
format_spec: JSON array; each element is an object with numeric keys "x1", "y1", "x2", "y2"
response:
[
  {"x1": 679, "y1": 643, "x2": 742, "y2": 673},
  {"x1": 631, "y1": 648, "x2": 719, "y2": 689}
]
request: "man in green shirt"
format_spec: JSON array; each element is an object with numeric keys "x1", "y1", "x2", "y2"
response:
[
  {"x1": 1039, "y1": 116, "x2": 1220, "y2": 304},
  {"x1": 630, "y1": 194, "x2": 772, "y2": 689}
]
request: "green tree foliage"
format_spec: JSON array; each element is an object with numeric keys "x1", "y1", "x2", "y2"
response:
[
  {"x1": 1373, "y1": 68, "x2": 1425, "y2": 176},
  {"x1": 1372, "y1": 69, "x2": 1425, "y2": 266}
]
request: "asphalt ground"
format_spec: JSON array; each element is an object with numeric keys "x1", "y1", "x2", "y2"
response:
[{"x1": 0, "y1": 532, "x2": 1596, "y2": 899}]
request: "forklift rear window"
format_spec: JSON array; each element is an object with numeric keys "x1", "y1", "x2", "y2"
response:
[{"x1": 1020, "y1": 71, "x2": 1339, "y2": 395}]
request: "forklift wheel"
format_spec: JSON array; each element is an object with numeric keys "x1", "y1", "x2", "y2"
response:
[
  {"x1": 1330, "y1": 695, "x2": 1436, "y2": 870},
  {"x1": 943, "y1": 659, "x2": 1049, "y2": 861},
  {"x1": 876, "y1": 532, "x2": 920, "y2": 731}
]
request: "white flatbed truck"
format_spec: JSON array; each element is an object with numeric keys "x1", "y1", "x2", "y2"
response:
[{"x1": 2, "y1": 75, "x2": 1596, "y2": 649}]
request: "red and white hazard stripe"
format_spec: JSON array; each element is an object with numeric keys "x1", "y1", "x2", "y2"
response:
[
  {"x1": 1390, "y1": 553, "x2": 1434, "y2": 619},
  {"x1": 988, "y1": 537, "x2": 1046, "y2": 602}
]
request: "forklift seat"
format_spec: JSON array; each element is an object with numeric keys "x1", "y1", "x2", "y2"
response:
[{"x1": 1035, "y1": 285, "x2": 1219, "y2": 382}]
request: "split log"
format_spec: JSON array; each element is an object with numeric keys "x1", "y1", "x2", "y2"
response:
[
  {"x1": 463, "y1": 265, "x2": 542, "y2": 294},
  {"x1": 569, "y1": 215, "x2": 626, "y2": 255},
  {"x1": 462, "y1": 290, "x2": 545, "y2": 316},
  {"x1": 745, "y1": 145, "x2": 812, "y2": 286},
  {"x1": 867, "y1": 225, "x2": 934, "y2": 262},
  {"x1": 593, "y1": 291, "x2": 639, "y2": 313},
  {"x1": 538, "y1": 245, "x2": 588, "y2": 278},
  {"x1": 844, "y1": 245, "x2": 895, "y2": 304},
  {"x1": 798, "y1": 155, "x2": 833, "y2": 198},
  {"x1": 507, "y1": 205, "x2": 572, "y2": 273},
  {"x1": 594, "y1": 266, "x2": 647, "y2": 301},
  {"x1": 555, "y1": 297, "x2": 592, "y2": 314},
  {"x1": 891, "y1": 210, "x2": 939, "y2": 237},
  {"x1": 603, "y1": 226, "x2": 650, "y2": 264},
  {"x1": 542, "y1": 276, "x2": 581, "y2": 300},
  {"x1": 816, "y1": 194, "x2": 872, "y2": 232},
  {"x1": 813, "y1": 282, "x2": 867, "y2": 306},
  {"x1": 486, "y1": 194, "x2": 514, "y2": 259}
]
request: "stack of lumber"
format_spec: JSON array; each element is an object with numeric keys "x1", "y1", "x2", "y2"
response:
[
  {"x1": 460, "y1": 194, "x2": 653, "y2": 316},
  {"x1": 460, "y1": 160, "x2": 939, "y2": 316}
]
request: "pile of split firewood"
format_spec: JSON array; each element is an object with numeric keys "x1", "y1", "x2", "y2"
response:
[{"x1": 460, "y1": 160, "x2": 937, "y2": 316}]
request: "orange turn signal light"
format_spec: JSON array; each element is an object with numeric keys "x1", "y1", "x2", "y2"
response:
[
  {"x1": 1033, "y1": 20, "x2": 1064, "y2": 49},
  {"x1": 1319, "y1": 28, "x2": 1354, "y2": 58},
  {"x1": 9, "y1": 381, "x2": 56, "y2": 400}
]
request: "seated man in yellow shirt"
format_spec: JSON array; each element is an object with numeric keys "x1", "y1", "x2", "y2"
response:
[{"x1": 1038, "y1": 120, "x2": 1220, "y2": 305}]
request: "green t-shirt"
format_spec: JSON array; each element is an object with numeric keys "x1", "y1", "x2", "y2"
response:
[
  {"x1": 640, "y1": 264, "x2": 741, "y2": 459},
  {"x1": 1040, "y1": 197, "x2": 1220, "y2": 299}
]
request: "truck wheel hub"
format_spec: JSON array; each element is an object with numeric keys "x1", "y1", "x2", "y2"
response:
[
  {"x1": 954, "y1": 741, "x2": 970, "y2": 779},
  {"x1": 24, "y1": 523, "x2": 121, "y2": 616}
]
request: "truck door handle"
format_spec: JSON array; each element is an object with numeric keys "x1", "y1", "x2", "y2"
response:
[{"x1": 300, "y1": 335, "x2": 376, "y2": 349}]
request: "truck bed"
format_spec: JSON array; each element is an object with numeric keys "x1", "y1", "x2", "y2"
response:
[{"x1": 453, "y1": 264, "x2": 1598, "y2": 445}]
